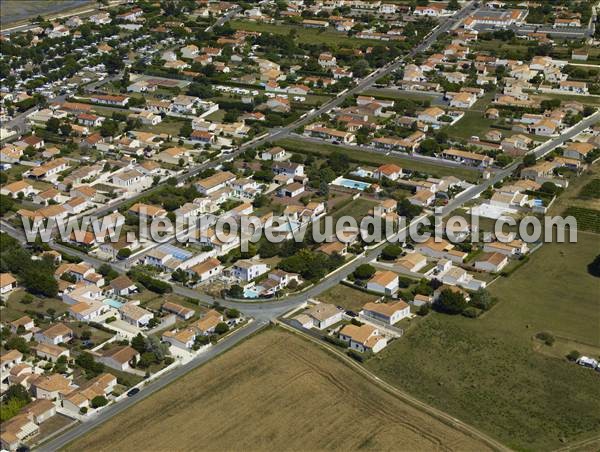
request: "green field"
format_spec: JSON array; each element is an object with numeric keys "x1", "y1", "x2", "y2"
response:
[
  {"x1": 317, "y1": 284, "x2": 380, "y2": 311},
  {"x1": 68, "y1": 328, "x2": 490, "y2": 451},
  {"x1": 276, "y1": 138, "x2": 481, "y2": 182},
  {"x1": 444, "y1": 91, "x2": 498, "y2": 141},
  {"x1": 446, "y1": 110, "x2": 497, "y2": 140},
  {"x1": 330, "y1": 197, "x2": 377, "y2": 222},
  {"x1": 578, "y1": 179, "x2": 600, "y2": 200},
  {"x1": 230, "y1": 20, "x2": 380, "y2": 48},
  {"x1": 564, "y1": 207, "x2": 600, "y2": 234},
  {"x1": 367, "y1": 234, "x2": 600, "y2": 450},
  {"x1": 361, "y1": 88, "x2": 443, "y2": 103},
  {"x1": 538, "y1": 93, "x2": 600, "y2": 107},
  {"x1": 3, "y1": 289, "x2": 68, "y2": 322}
]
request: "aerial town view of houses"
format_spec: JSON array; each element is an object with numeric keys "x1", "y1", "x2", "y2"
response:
[{"x1": 0, "y1": 0, "x2": 599, "y2": 450}]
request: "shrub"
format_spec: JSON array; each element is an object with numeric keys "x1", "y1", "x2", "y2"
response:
[
  {"x1": 353, "y1": 264, "x2": 376, "y2": 280},
  {"x1": 21, "y1": 294, "x2": 34, "y2": 305},
  {"x1": 588, "y1": 255, "x2": 600, "y2": 278},
  {"x1": 434, "y1": 289, "x2": 467, "y2": 315},
  {"x1": 566, "y1": 350, "x2": 581, "y2": 362},
  {"x1": 225, "y1": 308, "x2": 240, "y2": 319},
  {"x1": 323, "y1": 335, "x2": 348, "y2": 348},
  {"x1": 117, "y1": 248, "x2": 132, "y2": 259},
  {"x1": 347, "y1": 349, "x2": 372, "y2": 362},
  {"x1": 91, "y1": 395, "x2": 108, "y2": 408},
  {"x1": 535, "y1": 331, "x2": 555, "y2": 346},
  {"x1": 214, "y1": 322, "x2": 229, "y2": 335},
  {"x1": 417, "y1": 304, "x2": 430, "y2": 316},
  {"x1": 462, "y1": 307, "x2": 481, "y2": 318},
  {"x1": 470, "y1": 289, "x2": 495, "y2": 311},
  {"x1": 381, "y1": 244, "x2": 402, "y2": 261}
]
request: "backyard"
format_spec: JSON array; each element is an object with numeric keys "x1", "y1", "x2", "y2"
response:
[
  {"x1": 317, "y1": 283, "x2": 380, "y2": 311},
  {"x1": 230, "y1": 20, "x2": 381, "y2": 48},
  {"x1": 276, "y1": 138, "x2": 481, "y2": 182}
]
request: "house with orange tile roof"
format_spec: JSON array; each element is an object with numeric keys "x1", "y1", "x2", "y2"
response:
[
  {"x1": 0, "y1": 273, "x2": 17, "y2": 295},
  {"x1": 366, "y1": 270, "x2": 399, "y2": 295},
  {"x1": 339, "y1": 324, "x2": 387, "y2": 354}
]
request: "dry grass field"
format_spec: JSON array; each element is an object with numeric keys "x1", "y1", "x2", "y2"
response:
[{"x1": 68, "y1": 328, "x2": 491, "y2": 451}]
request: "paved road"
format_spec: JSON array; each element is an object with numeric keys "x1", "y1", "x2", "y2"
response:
[
  {"x1": 532, "y1": 110, "x2": 600, "y2": 159},
  {"x1": 37, "y1": 319, "x2": 268, "y2": 451},
  {"x1": 205, "y1": 7, "x2": 240, "y2": 32}
]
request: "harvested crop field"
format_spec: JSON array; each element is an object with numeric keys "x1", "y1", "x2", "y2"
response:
[{"x1": 68, "y1": 328, "x2": 491, "y2": 451}]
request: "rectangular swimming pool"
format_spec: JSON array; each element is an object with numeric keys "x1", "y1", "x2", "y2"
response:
[{"x1": 332, "y1": 177, "x2": 371, "y2": 191}]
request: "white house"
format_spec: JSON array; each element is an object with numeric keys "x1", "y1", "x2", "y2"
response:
[
  {"x1": 366, "y1": 271, "x2": 399, "y2": 295},
  {"x1": 474, "y1": 252, "x2": 509, "y2": 273},
  {"x1": 339, "y1": 324, "x2": 387, "y2": 354},
  {"x1": 195, "y1": 171, "x2": 236, "y2": 195},
  {"x1": 303, "y1": 303, "x2": 343, "y2": 329},
  {"x1": 360, "y1": 301, "x2": 410, "y2": 325},
  {"x1": 96, "y1": 346, "x2": 140, "y2": 372},
  {"x1": 0, "y1": 273, "x2": 17, "y2": 294},
  {"x1": 34, "y1": 323, "x2": 73, "y2": 345},
  {"x1": 188, "y1": 258, "x2": 223, "y2": 283},
  {"x1": 483, "y1": 240, "x2": 529, "y2": 257},
  {"x1": 120, "y1": 303, "x2": 153, "y2": 328},
  {"x1": 231, "y1": 259, "x2": 270, "y2": 282}
]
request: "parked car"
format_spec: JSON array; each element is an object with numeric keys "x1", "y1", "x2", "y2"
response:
[{"x1": 127, "y1": 388, "x2": 140, "y2": 397}]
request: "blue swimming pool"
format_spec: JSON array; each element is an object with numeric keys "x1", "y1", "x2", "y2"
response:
[
  {"x1": 103, "y1": 298, "x2": 124, "y2": 309},
  {"x1": 243, "y1": 287, "x2": 261, "y2": 299},
  {"x1": 333, "y1": 177, "x2": 371, "y2": 191}
]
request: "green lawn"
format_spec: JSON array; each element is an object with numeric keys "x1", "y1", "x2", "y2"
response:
[
  {"x1": 444, "y1": 91, "x2": 498, "y2": 140},
  {"x1": 140, "y1": 118, "x2": 188, "y2": 136},
  {"x1": 230, "y1": 20, "x2": 380, "y2": 48},
  {"x1": 445, "y1": 110, "x2": 497, "y2": 140},
  {"x1": 3, "y1": 289, "x2": 68, "y2": 322},
  {"x1": 367, "y1": 234, "x2": 600, "y2": 450},
  {"x1": 0, "y1": 165, "x2": 28, "y2": 184},
  {"x1": 330, "y1": 197, "x2": 377, "y2": 222},
  {"x1": 537, "y1": 93, "x2": 600, "y2": 107},
  {"x1": 275, "y1": 138, "x2": 481, "y2": 183},
  {"x1": 361, "y1": 89, "x2": 441, "y2": 103},
  {"x1": 317, "y1": 283, "x2": 379, "y2": 312}
]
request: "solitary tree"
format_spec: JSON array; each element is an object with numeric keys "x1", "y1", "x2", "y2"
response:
[
  {"x1": 435, "y1": 289, "x2": 467, "y2": 315},
  {"x1": 354, "y1": 264, "x2": 376, "y2": 280}
]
